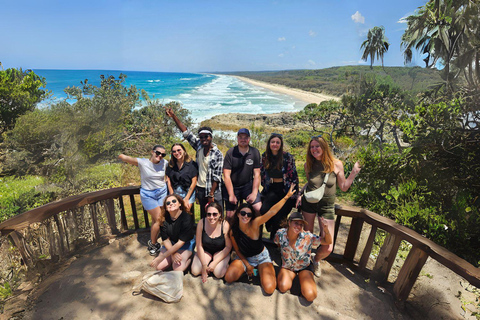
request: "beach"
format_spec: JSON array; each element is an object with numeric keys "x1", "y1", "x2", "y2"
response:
[{"x1": 233, "y1": 75, "x2": 339, "y2": 104}]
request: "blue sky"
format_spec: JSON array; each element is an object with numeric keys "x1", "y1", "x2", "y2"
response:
[{"x1": 1, "y1": 0, "x2": 427, "y2": 72}]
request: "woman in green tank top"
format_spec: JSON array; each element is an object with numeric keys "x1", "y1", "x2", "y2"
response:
[{"x1": 296, "y1": 136, "x2": 362, "y2": 276}]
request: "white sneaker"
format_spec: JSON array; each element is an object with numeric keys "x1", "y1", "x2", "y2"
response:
[{"x1": 312, "y1": 260, "x2": 321, "y2": 277}]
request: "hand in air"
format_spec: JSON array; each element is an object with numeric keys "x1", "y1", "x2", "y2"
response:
[
  {"x1": 165, "y1": 107, "x2": 174, "y2": 117},
  {"x1": 352, "y1": 161, "x2": 362, "y2": 175},
  {"x1": 286, "y1": 184, "x2": 296, "y2": 198}
]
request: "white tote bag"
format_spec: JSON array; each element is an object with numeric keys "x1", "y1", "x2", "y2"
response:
[{"x1": 133, "y1": 270, "x2": 183, "y2": 303}]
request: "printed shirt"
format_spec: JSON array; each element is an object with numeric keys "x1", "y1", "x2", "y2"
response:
[
  {"x1": 260, "y1": 151, "x2": 299, "y2": 197},
  {"x1": 274, "y1": 228, "x2": 321, "y2": 272},
  {"x1": 183, "y1": 130, "x2": 224, "y2": 193}
]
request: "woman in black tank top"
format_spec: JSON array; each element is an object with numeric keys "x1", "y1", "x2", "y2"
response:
[
  {"x1": 191, "y1": 202, "x2": 232, "y2": 283},
  {"x1": 225, "y1": 185, "x2": 296, "y2": 295}
]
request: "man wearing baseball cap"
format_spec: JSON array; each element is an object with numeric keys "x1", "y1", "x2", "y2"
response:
[
  {"x1": 223, "y1": 128, "x2": 262, "y2": 220},
  {"x1": 166, "y1": 107, "x2": 223, "y2": 218}
]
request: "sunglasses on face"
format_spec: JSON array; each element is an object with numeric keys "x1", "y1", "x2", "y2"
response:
[
  {"x1": 172, "y1": 149, "x2": 182, "y2": 154},
  {"x1": 166, "y1": 199, "x2": 178, "y2": 206},
  {"x1": 239, "y1": 210, "x2": 253, "y2": 218},
  {"x1": 207, "y1": 211, "x2": 219, "y2": 217},
  {"x1": 154, "y1": 150, "x2": 167, "y2": 157}
]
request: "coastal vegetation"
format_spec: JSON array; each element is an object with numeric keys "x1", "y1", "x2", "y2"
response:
[
  {"x1": 0, "y1": 2, "x2": 478, "y2": 308},
  {"x1": 225, "y1": 65, "x2": 443, "y2": 96}
]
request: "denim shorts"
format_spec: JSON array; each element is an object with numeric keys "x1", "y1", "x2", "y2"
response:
[
  {"x1": 164, "y1": 236, "x2": 196, "y2": 253},
  {"x1": 237, "y1": 248, "x2": 272, "y2": 268},
  {"x1": 140, "y1": 186, "x2": 168, "y2": 210},
  {"x1": 173, "y1": 186, "x2": 196, "y2": 205}
]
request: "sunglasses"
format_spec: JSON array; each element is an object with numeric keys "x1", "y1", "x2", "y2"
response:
[
  {"x1": 239, "y1": 210, "x2": 254, "y2": 218},
  {"x1": 154, "y1": 150, "x2": 167, "y2": 157},
  {"x1": 311, "y1": 134, "x2": 323, "y2": 139},
  {"x1": 271, "y1": 133, "x2": 283, "y2": 137},
  {"x1": 207, "y1": 211, "x2": 219, "y2": 217},
  {"x1": 165, "y1": 199, "x2": 178, "y2": 206}
]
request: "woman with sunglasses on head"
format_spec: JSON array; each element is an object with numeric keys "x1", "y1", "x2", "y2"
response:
[
  {"x1": 150, "y1": 194, "x2": 195, "y2": 271},
  {"x1": 166, "y1": 143, "x2": 198, "y2": 213},
  {"x1": 260, "y1": 133, "x2": 299, "y2": 240},
  {"x1": 119, "y1": 145, "x2": 168, "y2": 256},
  {"x1": 296, "y1": 135, "x2": 361, "y2": 276},
  {"x1": 225, "y1": 185, "x2": 296, "y2": 295},
  {"x1": 274, "y1": 212, "x2": 332, "y2": 302},
  {"x1": 191, "y1": 202, "x2": 232, "y2": 283}
]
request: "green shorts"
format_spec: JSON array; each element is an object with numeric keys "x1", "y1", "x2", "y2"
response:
[{"x1": 301, "y1": 195, "x2": 335, "y2": 220}]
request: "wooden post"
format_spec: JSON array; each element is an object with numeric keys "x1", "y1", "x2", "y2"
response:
[
  {"x1": 130, "y1": 194, "x2": 140, "y2": 230},
  {"x1": 359, "y1": 225, "x2": 378, "y2": 270},
  {"x1": 143, "y1": 208, "x2": 150, "y2": 229},
  {"x1": 9, "y1": 231, "x2": 34, "y2": 267},
  {"x1": 53, "y1": 214, "x2": 67, "y2": 256},
  {"x1": 45, "y1": 220, "x2": 59, "y2": 262},
  {"x1": 393, "y1": 246, "x2": 429, "y2": 301},
  {"x1": 333, "y1": 215, "x2": 342, "y2": 252},
  {"x1": 343, "y1": 217, "x2": 364, "y2": 262},
  {"x1": 370, "y1": 233, "x2": 401, "y2": 283},
  {"x1": 118, "y1": 196, "x2": 128, "y2": 231},
  {"x1": 105, "y1": 198, "x2": 119, "y2": 235},
  {"x1": 90, "y1": 203, "x2": 101, "y2": 242}
]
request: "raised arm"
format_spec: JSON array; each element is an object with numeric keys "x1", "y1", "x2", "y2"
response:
[
  {"x1": 118, "y1": 154, "x2": 138, "y2": 166},
  {"x1": 335, "y1": 160, "x2": 362, "y2": 192},
  {"x1": 254, "y1": 184, "x2": 296, "y2": 227},
  {"x1": 165, "y1": 107, "x2": 188, "y2": 132}
]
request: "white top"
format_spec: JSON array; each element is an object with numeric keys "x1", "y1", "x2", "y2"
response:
[
  {"x1": 137, "y1": 158, "x2": 167, "y2": 190},
  {"x1": 196, "y1": 149, "x2": 208, "y2": 188}
]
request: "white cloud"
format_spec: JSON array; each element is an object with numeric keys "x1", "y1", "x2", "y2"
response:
[
  {"x1": 351, "y1": 11, "x2": 365, "y2": 24},
  {"x1": 309, "y1": 30, "x2": 317, "y2": 37},
  {"x1": 278, "y1": 37, "x2": 286, "y2": 41},
  {"x1": 308, "y1": 60, "x2": 316, "y2": 66}
]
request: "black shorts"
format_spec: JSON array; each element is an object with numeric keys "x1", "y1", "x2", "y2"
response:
[{"x1": 224, "y1": 181, "x2": 262, "y2": 211}]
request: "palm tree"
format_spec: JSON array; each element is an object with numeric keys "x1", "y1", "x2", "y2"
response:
[
  {"x1": 360, "y1": 26, "x2": 390, "y2": 70},
  {"x1": 401, "y1": 0, "x2": 480, "y2": 90}
]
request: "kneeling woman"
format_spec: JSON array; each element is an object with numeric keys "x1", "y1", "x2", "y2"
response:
[
  {"x1": 274, "y1": 212, "x2": 332, "y2": 301},
  {"x1": 150, "y1": 194, "x2": 195, "y2": 272},
  {"x1": 225, "y1": 185, "x2": 296, "y2": 295},
  {"x1": 191, "y1": 202, "x2": 232, "y2": 282}
]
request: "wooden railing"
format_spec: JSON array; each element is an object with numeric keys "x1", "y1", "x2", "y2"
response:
[{"x1": 0, "y1": 187, "x2": 479, "y2": 303}]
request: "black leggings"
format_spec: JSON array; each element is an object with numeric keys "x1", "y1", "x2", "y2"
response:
[{"x1": 260, "y1": 182, "x2": 295, "y2": 239}]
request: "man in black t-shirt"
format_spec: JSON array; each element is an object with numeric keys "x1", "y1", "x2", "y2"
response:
[{"x1": 223, "y1": 128, "x2": 262, "y2": 219}]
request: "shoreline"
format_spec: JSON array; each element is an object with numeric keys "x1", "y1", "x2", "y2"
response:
[{"x1": 231, "y1": 75, "x2": 339, "y2": 104}]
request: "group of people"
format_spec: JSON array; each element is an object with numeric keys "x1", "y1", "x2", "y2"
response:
[{"x1": 118, "y1": 107, "x2": 362, "y2": 301}]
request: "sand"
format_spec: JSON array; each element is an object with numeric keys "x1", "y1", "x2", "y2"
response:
[{"x1": 233, "y1": 75, "x2": 340, "y2": 104}]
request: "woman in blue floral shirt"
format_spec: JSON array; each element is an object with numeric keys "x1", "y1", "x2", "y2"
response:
[
  {"x1": 260, "y1": 133, "x2": 299, "y2": 239},
  {"x1": 274, "y1": 212, "x2": 332, "y2": 302}
]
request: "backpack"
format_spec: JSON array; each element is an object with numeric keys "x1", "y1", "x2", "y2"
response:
[{"x1": 133, "y1": 270, "x2": 183, "y2": 303}]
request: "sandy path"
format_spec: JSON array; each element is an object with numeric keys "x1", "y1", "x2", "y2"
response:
[{"x1": 232, "y1": 76, "x2": 340, "y2": 104}]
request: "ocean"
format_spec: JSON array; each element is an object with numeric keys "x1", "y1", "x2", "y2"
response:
[{"x1": 34, "y1": 70, "x2": 306, "y2": 123}]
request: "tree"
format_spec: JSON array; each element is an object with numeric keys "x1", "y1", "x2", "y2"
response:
[
  {"x1": 360, "y1": 26, "x2": 390, "y2": 69},
  {"x1": 0, "y1": 68, "x2": 48, "y2": 136},
  {"x1": 401, "y1": 0, "x2": 480, "y2": 90}
]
